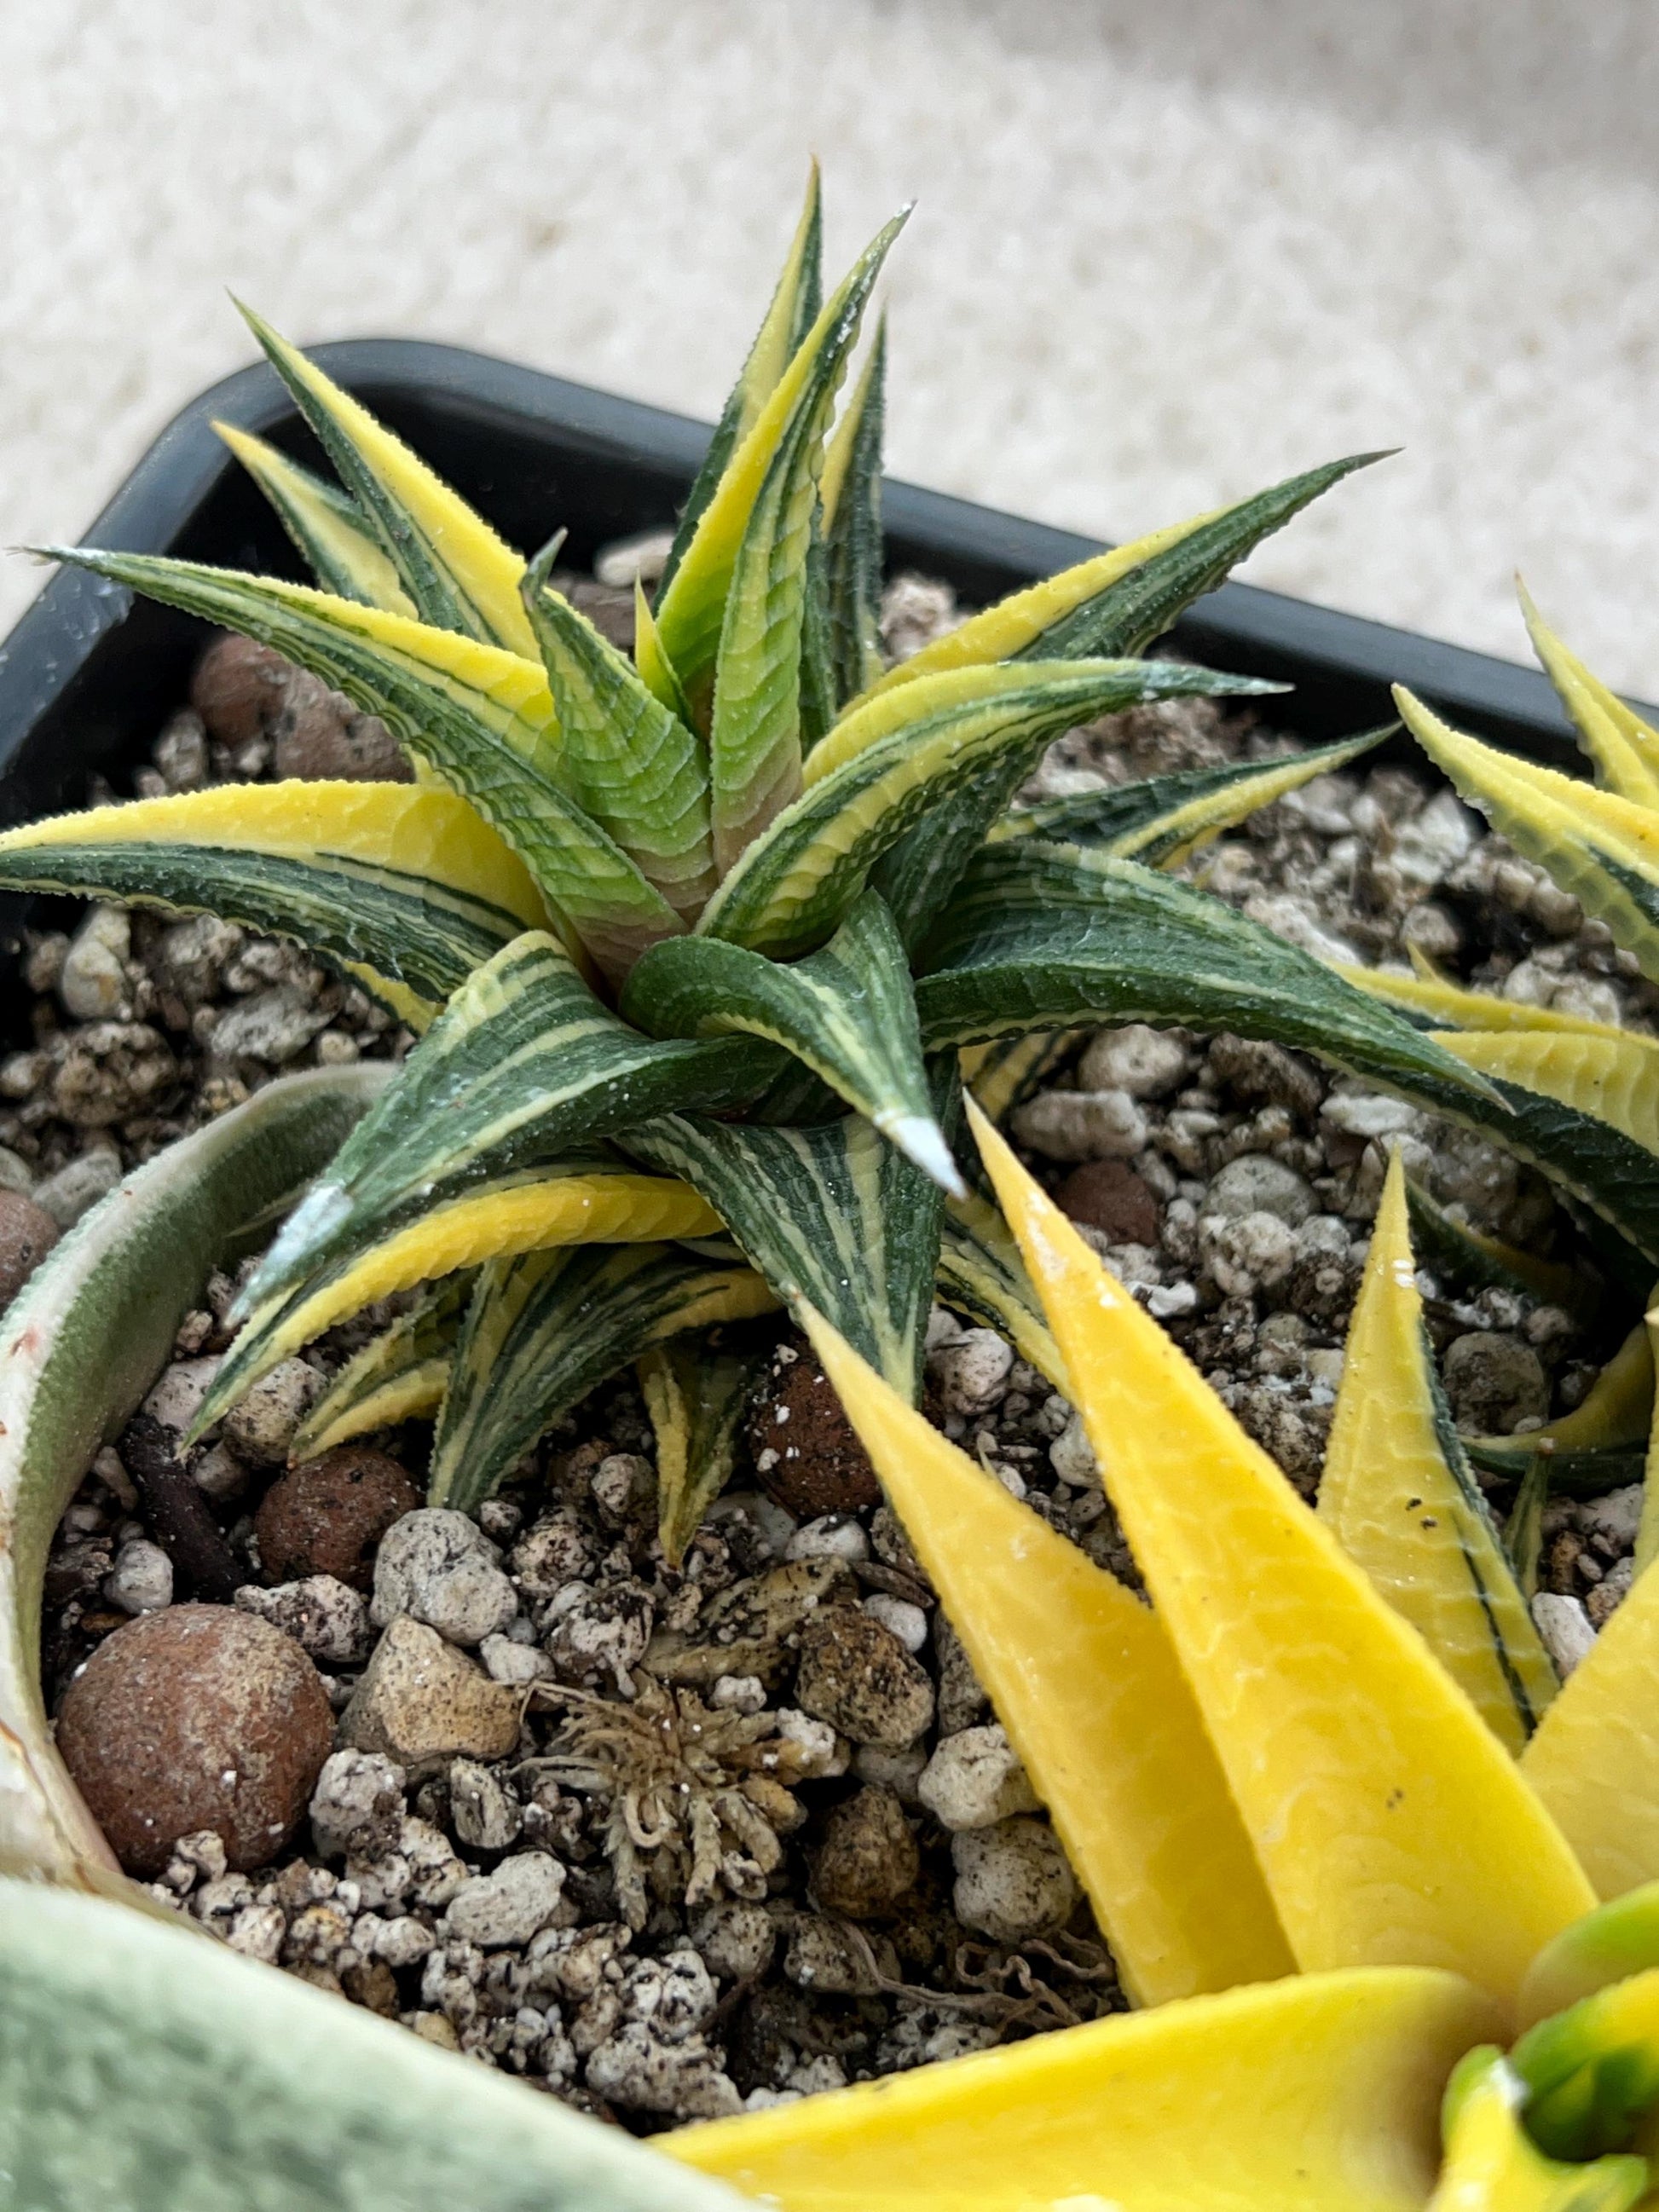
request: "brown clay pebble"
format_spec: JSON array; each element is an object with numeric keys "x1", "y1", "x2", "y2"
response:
[
  {"x1": 271, "y1": 671, "x2": 411, "y2": 783},
  {"x1": 256, "y1": 1447, "x2": 421, "y2": 1591},
  {"x1": 57, "y1": 1603, "x2": 333, "y2": 1876},
  {"x1": 810, "y1": 1784, "x2": 919, "y2": 1919},
  {"x1": 0, "y1": 1188, "x2": 61, "y2": 1308},
  {"x1": 746, "y1": 1338, "x2": 880, "y2": 1517},
  {"x1": 1055, "y1": 1159, "x2": 1161, "y2": 1246},
  {"x1": 189, "y1": 633, "x2": 293, "y2": 748}
]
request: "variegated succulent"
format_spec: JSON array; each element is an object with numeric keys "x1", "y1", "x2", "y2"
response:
[{"x1": 0, "y1": 172, "x2": 1502, "y2": 1544}]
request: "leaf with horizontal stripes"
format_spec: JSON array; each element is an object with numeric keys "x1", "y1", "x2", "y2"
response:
[
  {"x1": 622, "y1": 888, "x2": 961, "y2": 1191},
  {"x1": 235, "y1": 303, "x2": 537, "y2": 656},
  {"x1": 519, "y1": 550, "x2": 715, "y2": 921},
  {"x1": 916, "y1": 840, "x2": 1500, "y2": 1117},
  {"x1": 234, "y1": 932, "x2": 781, "y2": 1320},
  {"x1": 698, "y1": 660, "x2": 1276, "y2": 958},
  {"x1": 1398, "y1": 684, "x2": 1659, "y2": 988},
  {"x1": 1522, "y1": 579, "x2": 1659, "y2": 809},
  {"x1": 290, "y1": 1275, "x2": 471, "y2": 1459},
  {"x1": 429, "y1": 1245, "x2": 777, "y2": 1513},
  {"x1": 1317, "y1": 1152, "x2": 1558, "y2": 1754},
  {"x1": 0, "y1": 781, "x2": 544, "y2": 1009},
  {"x1": 213, "y1": 422, "x2": 413, "y2": 613},
  {"x1": 651, "y1": 209, "x2": 906, "y2": 716},
  {"x1": 641, "y1": 1337, "x2": 770, "y2": 1568},
  {"x1": 623, "y1": 1078, "x2": 957, "y2": 1397},
  {"x1": 43, "y1": 547, "x2": 680, "y2": 983},
  {"x1": 817, "y1": 317, "x2": 886, "y2": 711},
  {"x1": 192, "y1": 1158, "x2": 721, "y2": 1442},
  {"x1": 992, "y1": 727, "x2": 1390, "y2": 865},
  {"x1": 858, "y1": 453, "x2": 1384, "y2": 704},
  {"x1": 658, "y1": 165, "x2": 823, "y2": 598},
  {"x1": 936, "y1": 1193, "x2": 1072, "y2": 1396}
]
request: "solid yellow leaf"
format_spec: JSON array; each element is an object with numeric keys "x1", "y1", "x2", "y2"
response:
[
  {"x1": 802, "y1": 1305, "x2": 1293, "y2": 2007},
  {"x1": 969, "y1": 1097, "x2": 1594, "y2": 2011}
]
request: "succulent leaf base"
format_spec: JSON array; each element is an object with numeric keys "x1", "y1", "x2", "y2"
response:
[{"x1": 5, "y1": 172, "x2": 1659, "y2": 2206}]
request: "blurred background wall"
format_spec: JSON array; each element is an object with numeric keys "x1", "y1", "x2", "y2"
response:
[{"x1": 3, "y1": 0, "x2": 1656, "y2": 688}]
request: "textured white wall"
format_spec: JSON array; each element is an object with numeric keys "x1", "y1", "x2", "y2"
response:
[{"x1": 3, "y1": 0, "x2": 1657, "y2": 690}]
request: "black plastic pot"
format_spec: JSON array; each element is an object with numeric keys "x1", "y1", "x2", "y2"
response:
[{"x1": 0, "y1": 338, "x2": 1613, "y2": 843}]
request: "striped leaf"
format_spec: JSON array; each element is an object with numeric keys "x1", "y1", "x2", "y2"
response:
[
  {"x1": 818, "y1": 318, "x2": 887, "y2": 710},
  {"x1": 623, "y1": 889, "x2": 962, "y2": 1191},
  {"x1": 936, "y1": 1194, "x2": 1072, "y2": 1396},
  {"x1": 236, "y1": 303, "x2": 537, "y2": 656},
  {"x1": 972, "y1": 1099, "x2": 1595, "y2": 2006},
  {"x1": 916, "y1": 841, "x2": 1499, "y2": 1117},
  {"x1": 1317, "y1": 1152, "x2": 1559, "y2": 1754},
  {"x1": 291, "y1": 1275, "x2": 472, "y2": 1460},
  {"x1": 43, "y1": 547, "x2": 681, "y2": 984},
  {"x1": 0, "y1": 1884, "x2": 750, "y2": 2212},
  {"x1": 652, "y1": 209, "x2": 906, "y2": 713},
  {"x1": 659, "y1": 165, "x2": 823, "y2": 598},
  {"x1": 192, "y1": 1160, "x2": 720, "y2": 1442},
  {"x1": 1398, "y1": 685, "x2": 1659, "y2": 989},
  {"x1": 0, "y1": 781, "x2": 545, "y2": 1009},
  {"x1": 213, "y1": 421, "x2": 413, "y2": 612},
  {"x1": 641, "y1": 1339, "x2": 768, "y2": 1568},
  {"x1": 237, "y1": 933, "x2": 779, "y2": 1320},
  {"x1": 698, "y1": 660, "x2": 1275, "y2": 958},
  {"x1": 429, "y1": 1244, "x2": 777, "y2": 1513},
  {"x1": 992, "y1": 727, "x2": 1390, "y2": 864},
  {"x1": 520, "y1": 552, "x2": 716, "y2": 921},
  {"x1": 1340, "y1": 954, "x2": 1657, "y2": 1045},
  {"x1": 959, "y1": 1030, "x2": 1083, "y2": 1127},
  {"x1": 0, "y1": 1065, "x2": 390, "y2": 1889},
  {"x1": 622, "y1": 1083, "x2": 956, "y2": 1397},
  {"x1": 802, "y1": 1305, "x2": 1293, "y2": 2006},
  {"x1": 1523, "y1": 580, "x2": 1659, "y2": 809},
  {"x1": 1403, "y1": 1175, "x2": 1588, "y2": 1314},
  {"x1": 858, "y1": 453, "x2": 1383, "y2": 704}
]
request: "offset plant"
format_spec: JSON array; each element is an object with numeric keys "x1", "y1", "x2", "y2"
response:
[
  {"x1": 9, "y1": 1100, "x2": 1659, "y2": 2206},
  {"x1": 0, "y1": 173, "x2": 1502, "y2": 1543}
]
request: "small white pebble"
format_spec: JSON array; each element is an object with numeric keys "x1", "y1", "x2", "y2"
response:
[
  {"x1": 103, "y1": 1538, "x2": 173, "y2": 1615},
  {"x1": 709, "y1": 1674, "x2": 768, "y2": 1714},
  {"x1": 861, "y1": 1595, "x2": 928, "y2": 1653},
  {"x1": 1532, "y1": 1592, "x2": 1598, "y2": 1677},
  {"x1": 785, "y1": 1515, "x2": 870, "y2": 1564}
]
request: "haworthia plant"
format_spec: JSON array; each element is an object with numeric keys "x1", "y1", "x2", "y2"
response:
[{"x1": 0, "y1": 175, "x2": 1502, "y2": 1557}]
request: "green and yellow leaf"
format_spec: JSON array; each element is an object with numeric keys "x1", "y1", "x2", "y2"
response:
[
  {"x1": 1466, "y1": 1319, "x2": 1653, "y2": 1472},
  {"x1": 641, "y1": 1339, "x2": 768, "y2": 1568},
  {"x1": 633, "y1": 579, "x2": 697, "y2": 723},
  {"x1": 1344, "y1": 950, "x2": 1659, "y2": 1048},
  {"x1": 993, "y1": 727, "x2": 1390, "y2": 865},
  {"x1": 935, "y1": 1193, "x2": 1072, "y2": 1396},
  {"x1": 225, "y1": 933, "x2": 780, "y2": 1320},
  {"x1": 804, "y1": 1305, "x2": 1293, "y2": 2004},
  {"x1": 290, "y1": 1274, "x2": 472, "y2": 1460},
  {"x1": 520, "y1": 552, "x2": 716, "y2": 921},
  {"x1": 1318, "y1": 1152, "x2": 1559, "y2": 1753},
  {"x1": 1521, "y1": 1883, "x2": 1659, "y2": 2025},
  {"x1": 1425, "y1": 2046, "x2": 1647, "y2": 2211},
  {"x1": 1507, "y1": 1967, "x2": 1659, "y2": 2162},
  {"x1": 658, "y1": 164, "x2": 824, "y2": 598},
  {"x1": 957, "y1": 1028, "x2": 1082, "y2": 1126},
  {"x1": 972, "y1": 1099, "x2": 1595, "y2": 2008},
  {"x1": 430, "y1": 1244, "x2": 777, "y2": 1513},
  {"x1": 817, "y1": 317, "x2": 887, "y2": 709},
  {"x1": 0, "y1": 780, "x2": 546, "y2": 1008},
  {"x1": 192, "y1": 1162, "x2": 720, "y2": 1443},
  {"x1": 700, "y1": 659, "x2": 1274, "y2": 957},
  {"x1": 1398, "y1": 685, "x2": 1659, "y2": 989},
  {"x1": 653, "y1": 208, "x2": 905, "y2": 712},
  {"x1": 235, "y1": 304, "x2": 538, "y2": 655},
  {"x1": 1522, "y1": 579, "x2": 1659, "y2": 810},
  {"x1": 624, "y1": 888, "x2": 961, "y2": 1190},
  {"x1": 1403, "y1": 1175, "x2": 1588, "y2": 1314},
  {"x1": 214, "y1": 421, "x2": 413, "y2": 612},
  {"x1": 669, "y1": 1967, "x2": 1500, "y2": 2211},
  {"x1": 858, "y1": 453, "x2": 1383, "y2": 702}
]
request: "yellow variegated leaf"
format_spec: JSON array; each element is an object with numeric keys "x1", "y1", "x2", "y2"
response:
[
  {"x1": 936, "y1": 1193, "x2": 1073, "y2": 1397},
  {"x1": 214, "y1": 422, "x2": 414, "y2": 613},
  {"x1": 237, "y1": 304, "x2": 538, "y2": 656},
  {"x1": 1404, "y1": 1175, "x2": 1587, "y2": 1314},
  {"x1": 1341, "y1": 956, "x2": 1659, "y2": 1046},
  {"x1": 1436, "y1": 1029, "x2": 1659, "y2": 1158},
  {"x1": 1319, "y1": 1152, "x2": 1558, "y2": 1753},
  {"x1": 190, "y1": 1169, "x2": 720, "y2": 1443},
  {"x1": 1425, "y1": 2047, "x2": 1647, "y2": 2212},
  {"x1": 1473, "y1": 1319, "x2": 1652, "y2": 1466},
  {"x1": 859, "y1": 508, "x2": 1221, "y2": 700},
  {"x1": 1398, "y1": 685, "x2": 1659, "y2": 988},
  {"x1": 642, "y1": 1341, "x2": 764, "y2": 1568},
  {"x1": 969, "y1": 1098, "x2": 1595, "y2": 2008},
  {"x1": 1638, "y1": 1309, "x2": 1659, "y2": 1575},
  {"x1": 802, "y1": 1305, "x2": 1292, "y2": 2006},
  {"x1": 1520, "y1": 1882, "x2": 1659, "y2": 2025},
  {"x1": 290, "y1": 1276, "x2": 470, "y2": 1460},
  {"x1": 959, "y1": 1029, "x2": 1081, "y2": 1125},
  {"x1": 669, "y1": 1967, "x2": 1500, "y2": 2212},
  {"x1": 633, "y1": 579, "x2": 697, "y2": 724},
  {"x1": 1522, "y1": 579, "x2": 1659, "y2": 810},
  {"x1": 1507, "y1": 1967, "x2": 1659, "y2": 2163}
]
